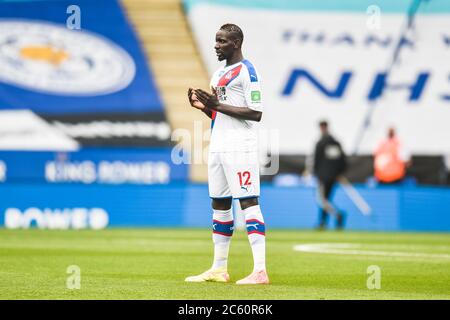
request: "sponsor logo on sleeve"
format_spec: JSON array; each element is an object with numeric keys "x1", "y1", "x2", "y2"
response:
[{"x1": 251, "y1": 90, "x2": 261, "y2": 103}]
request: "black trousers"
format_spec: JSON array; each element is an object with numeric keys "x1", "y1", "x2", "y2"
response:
[{"x1": 318, "y1": 179, "x2": 337, "y2": 225}]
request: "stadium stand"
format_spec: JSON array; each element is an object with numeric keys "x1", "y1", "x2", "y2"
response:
[
  {"x1": 0, "y1": 0, "x2": 449, "y2": 232},
  {"x1": 0, "y1": 0, "x2": 192, "y2": 182},
  {"x1": 122, "y1": 0, "x2": 211, "y2": 182}
]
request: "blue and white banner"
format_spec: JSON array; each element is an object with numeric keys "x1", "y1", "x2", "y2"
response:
[
  {"x1": 185, "y1": 0, "x2": 450, "y2": 155},
  {"x1": 1, "y1": 183, "x2": 449, "y2": 231},
  {"x1": 0, "y1": 0, "x2": 163, "y2": 114},
  {"x1": 0, "y1": 184, "x2": 186, "y2": 229},
  {"x1": 0, "y1": 148, "x2": 188, "y2": 184}
]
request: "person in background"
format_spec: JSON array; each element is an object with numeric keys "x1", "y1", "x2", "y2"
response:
[
  {"x1": 313, "y1": 121, "x2": 347, "y2": 230},
  {"x1": 374, "y1": 127, "x2": 411, "y2": 184}
]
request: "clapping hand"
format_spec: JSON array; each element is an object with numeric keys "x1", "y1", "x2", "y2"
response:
[
  {"x1": 188, "y1": 87, "x2": 206, "y2": 110},
  {"x1": 194, "y1": 88, "x2": 220, "y2": 110}
]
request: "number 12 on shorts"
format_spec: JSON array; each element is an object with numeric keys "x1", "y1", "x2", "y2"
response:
[{"x1": 237, "y1": 171, "x2": 252, "y2": 187}]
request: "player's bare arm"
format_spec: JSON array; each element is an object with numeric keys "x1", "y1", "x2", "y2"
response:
[
  {"x1": 187, "y1": 87, "x2": 213, "y2": 119},
  {"x1": 195, "y1": 88, "x2": 262, "y2": 122}
]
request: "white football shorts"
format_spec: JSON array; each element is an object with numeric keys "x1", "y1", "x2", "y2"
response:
[{"x1": 208, "y1": 151, "x2": 260, "y2": 199}]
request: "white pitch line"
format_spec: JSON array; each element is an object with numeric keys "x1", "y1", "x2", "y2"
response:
[{"x1": 293, "y1": 243, "x2": 450, "y2": 260}]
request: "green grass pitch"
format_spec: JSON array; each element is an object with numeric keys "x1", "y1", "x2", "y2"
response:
[{"x1": 1, "y1": 228, "x2": 449, "y2": 299}]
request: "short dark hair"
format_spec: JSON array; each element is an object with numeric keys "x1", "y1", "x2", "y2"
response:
[
  {"x1": 319, "y1": 120, "x2": 328, "y2": 128},
  {"x1": 220, "y1": 23, "x2": 244, "y2": 46}
]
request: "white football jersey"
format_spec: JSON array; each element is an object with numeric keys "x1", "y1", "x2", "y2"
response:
[{"x1": 208, "y1": 59, "x2": 263, "y2": 152}]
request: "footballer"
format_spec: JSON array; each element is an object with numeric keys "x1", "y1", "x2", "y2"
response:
[{"x1": 185, "y1": 24, "x2": 268, "y2": 285}]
